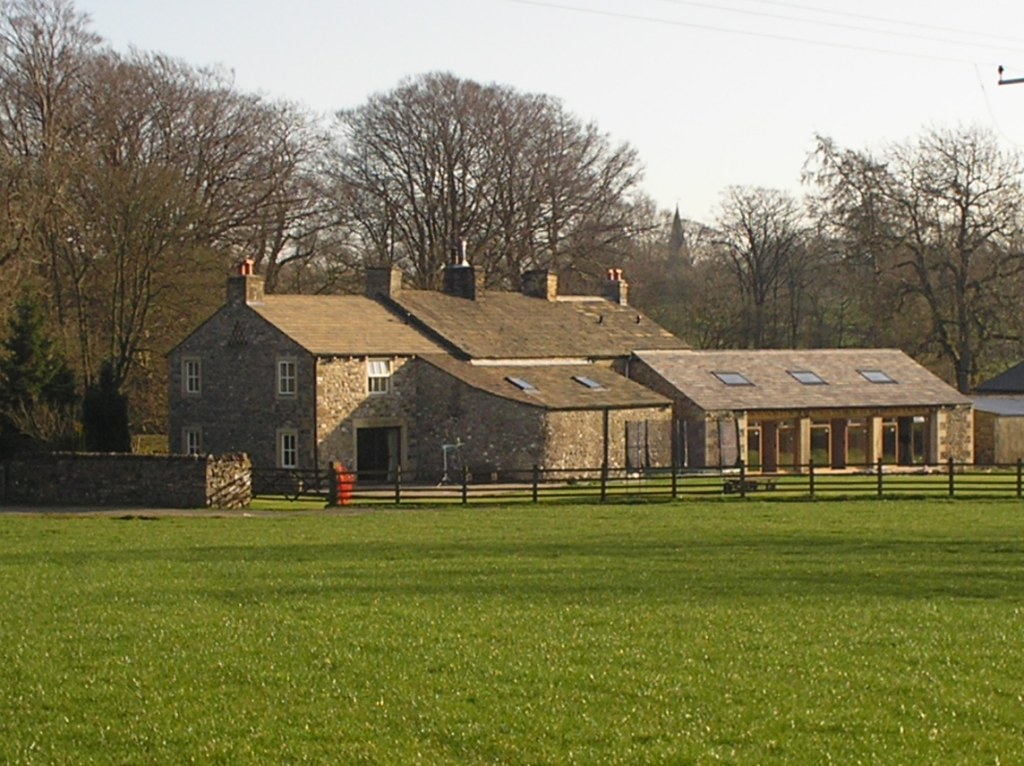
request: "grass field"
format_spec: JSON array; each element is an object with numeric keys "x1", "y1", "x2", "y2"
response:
[{"x1": 1, "y1": 501, "x2": 1022, "y2": 764}]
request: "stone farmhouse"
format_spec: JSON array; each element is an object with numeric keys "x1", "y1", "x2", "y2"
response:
[
  {"x1": 168, "y1": 260, "x2": 974, "y2": 480},
  {"x1": 167, "y1": 259, "x2": 684, "y2": 483},
  {"x1": 630, "y1": 349, "x2": 973, "y2": 469}
]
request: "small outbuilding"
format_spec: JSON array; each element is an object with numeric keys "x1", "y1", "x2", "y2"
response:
[{"x1": 972, "y1": 362, "x2": 1024, "y2": 465}]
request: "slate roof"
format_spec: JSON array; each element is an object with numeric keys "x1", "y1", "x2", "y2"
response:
[
  {"x1": 389, "y1": 290, "x2": 687, "y2": 360},
  {"x1": 250, "y1": 295, "x2": 443, "y2": 356},
  {"x1": 972, "y1": 397, "x2": 1024, "y2": 416},
  {"x1": 975, "y1": 361, "x2": 1024, "y2": 394},
  {"x1": 422, "y1": 355, "x2": 671, "y2": 411},
  {"x1": 635, "y1": 349, "x2": 970, "y2": 412}
]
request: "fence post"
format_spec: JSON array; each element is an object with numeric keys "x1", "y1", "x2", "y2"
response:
[
  {"x1": 394, "y1": 464, "x2": 402, "y2": 505},
  {"x1": 876, "y1": 458, "x2": 883, "y2": 498},
  {"x1": 808, "y1": 458, "x2": 815, "y2": 500},
  {"x1": 1018, "y1": 458, "x2": 1022, "y2": 500},
  {"x1": 532, "y1": 464, "x2": 539, "y2": 503},
  {"x1": 461, "y1": 463, "x2": 469, "y2": 505},
  {"x1": 327, "y1": 461, "x2": 338, "y2": 506},
  {"x1": 738, "y1": 459, "x2": 747, "y2": 499},
  {"x1": 948, "y1": 456, "x2": 955, "y2": 498},
  {"x1": 671, "y1": 462, "x2": 679, "y2": 500},
  {"x1": 600, "y1": 463, "x2": 608, "y2": 503}
]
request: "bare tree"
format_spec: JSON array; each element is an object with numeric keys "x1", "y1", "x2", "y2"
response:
[
  {"x1": 331, "y1": 72, "x2": 647, "y2": 289},
  {"x1": 808, "y1": 127, "x2": 1024, "y2": 391},
  {"x1": 712, "y1": 187, "x2": 807, "y2": 349}
]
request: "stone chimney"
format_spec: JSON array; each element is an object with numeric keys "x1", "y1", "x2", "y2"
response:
[
  {"x1": 227, "y1": 259, "x2": 265, "y2": 306},
  {"x1": 604, "y1": 268, "x2": 628, "y2": 306},
  {"x1": 366, "y1": 266, "x2": 402, "y2": 300},
  {"x1": 521, "y1": 269, "x2": 558, "y2": 301},
  {"x1": 442, "y1": 239, "x2": 483, "y2": 300}
]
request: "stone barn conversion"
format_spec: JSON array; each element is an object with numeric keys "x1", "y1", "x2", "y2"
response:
[
  {"x1": 167, "y1": 259, "x2": 684, "y2": 482},
  {"x1": 629, "y1": 349, "x2": 973, "y2": 470}
]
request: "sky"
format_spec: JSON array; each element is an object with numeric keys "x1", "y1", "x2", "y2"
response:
[{"x1": 76, "y1": 0, "x2": 1024, "y2": 223}]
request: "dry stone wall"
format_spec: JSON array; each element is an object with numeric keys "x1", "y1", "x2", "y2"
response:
[{"x1": 0, "y1": 453, "x2": 251, "y2": 509}]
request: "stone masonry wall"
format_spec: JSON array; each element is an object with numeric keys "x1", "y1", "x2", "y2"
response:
[
  {"x1": 414, "y1": 363, "x2": 546, "y2": 481},
  {"x1": 315, "y1": 356, "x2": 420, "y2": 472},
  {"x1": 168, "y1": 304, "x2": 314, "y2": 469},
  {"x1": 1, "y1": 453, "x2": 251, "y2": 508},
  {"x1": 543, "y1": 406, "x2": 673, "y2": 471},
  {"x1": 939, "y1": 403, "x2": 974, "y2": 464}
]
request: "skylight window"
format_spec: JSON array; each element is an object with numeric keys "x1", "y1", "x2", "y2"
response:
[
  {"x1": 573, "y1": 375, "x2": 606, "y2": 390},
  {"x1": 789, "y1": 370, "x2": 826, "y2": 385},
  {"x1": 859, "y1": 369, "x2": 896, "y2": 384},
  {"x1": 507, "y1": 376, "x2": 538, "y2": 393},
  {"x1": 713, "y1": 371, "x2": 753, "y2": 386}
]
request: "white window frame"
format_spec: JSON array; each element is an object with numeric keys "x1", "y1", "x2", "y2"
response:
[
  {"x1": 183, "y1": 427, "x2": 202, "y2": 456},
  {"x1": 278, "y1": 428, "x2": 299, "y2": 469},
  {"x1": 367, "y1": 358, "x2": 392, "y2": 395},
  {"x1": 277, "y1": 357, "x2": 297, "y2": 397},
  {"x1": 182, "y1": 357, "x2": 201, "y2": 396}
]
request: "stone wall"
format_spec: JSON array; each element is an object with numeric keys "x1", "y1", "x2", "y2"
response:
[
  {"x1": 315, "y1": 356, "x2": 419, "y2": 473},
  {"x1": 1, "y1": 453, "x2": 251, "y2": 508},
  {"x1": 168, "y1": 303, "x2": 314, "y2": 469},
  {"x1": 544, "y1": 407, "x2": 673, "y2": 471},
  {"x1": 939, "y1": 404, "x2": 974, "y2": 464},
  {"x1": 414, "y1": 362, "x2": 545, "y2": 481}
]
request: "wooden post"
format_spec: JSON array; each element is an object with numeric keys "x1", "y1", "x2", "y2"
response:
[
  {"x1": 671, "y1": 462, "x2": 679, "y2": 500},
  {"x1": 601, "y1": 408, "x2": 610, "y2": 503},
  {"x1": 394, "y1": 464, "x2": 402, "y2": 505},
  {"x1": 461, "y1": 463, "x2": 469, "y2": 505},
  {"x1": 948, "y1": 456, "x2": 955, "y2": 498},
  {"x1": 876, "y1": 457, "x2": 883, "y2": 498},
  {"x1": 1017, "y1": 458, "x2": 1022, "y2": 499},
  {"x1": 739, "y1": 459, "x2": 747, "y2": 499},
  {"x1": 532, "y1": 464, "x2": 540, "y2": 503},
  {"x1": 327, "y1": 461, "x2": 338, "y2": 506},
  {"x1": 808, "y1": 457, "x2": 815, "y2": 500}
]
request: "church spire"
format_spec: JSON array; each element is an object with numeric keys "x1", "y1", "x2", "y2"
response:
[{"x1": 669, "y1": 205, "x2": 686, "y2": 256}]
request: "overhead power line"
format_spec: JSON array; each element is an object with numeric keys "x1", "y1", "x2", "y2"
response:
[
  {"x1": 502, "y1": 0, "x2": 1022, "y2": 69},
  {"x1": 675, "y1": 0, "x2": 1024, "y2": 48}
]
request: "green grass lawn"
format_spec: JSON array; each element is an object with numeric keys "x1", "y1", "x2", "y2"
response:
[{"x1": 1, "y1": 501, "x2": 1022, "y2": 764}]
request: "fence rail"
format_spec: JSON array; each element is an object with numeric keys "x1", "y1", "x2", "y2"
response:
[{"x1": 252, "y1": 458, "x2": 1024, "y2": 506}]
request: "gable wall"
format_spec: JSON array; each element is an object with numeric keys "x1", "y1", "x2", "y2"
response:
[
  {"x1": 168, "y1": 304, "x2": 315, "y2": 468},
  {"x1": 628, "y1": 357, "x2": 709, "y2": 466}
]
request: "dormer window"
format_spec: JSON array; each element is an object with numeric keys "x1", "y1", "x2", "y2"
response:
[
  {"x1": 367, "y1": 359, "x2": 392, "y2": 394},
  {"x1": 789, "y1": 370, "x2": 826, "y2": 385},
  {"x1": 713, "y1": 371, "x2": 753, "y2": 386},
  {"x1": 859, "y1": 369, "x2": 895, "y2": 384}
]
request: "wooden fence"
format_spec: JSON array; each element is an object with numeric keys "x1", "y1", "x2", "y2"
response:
[{"x1": 251, "y1": 458, "x2": 1024, "y2": 506}]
